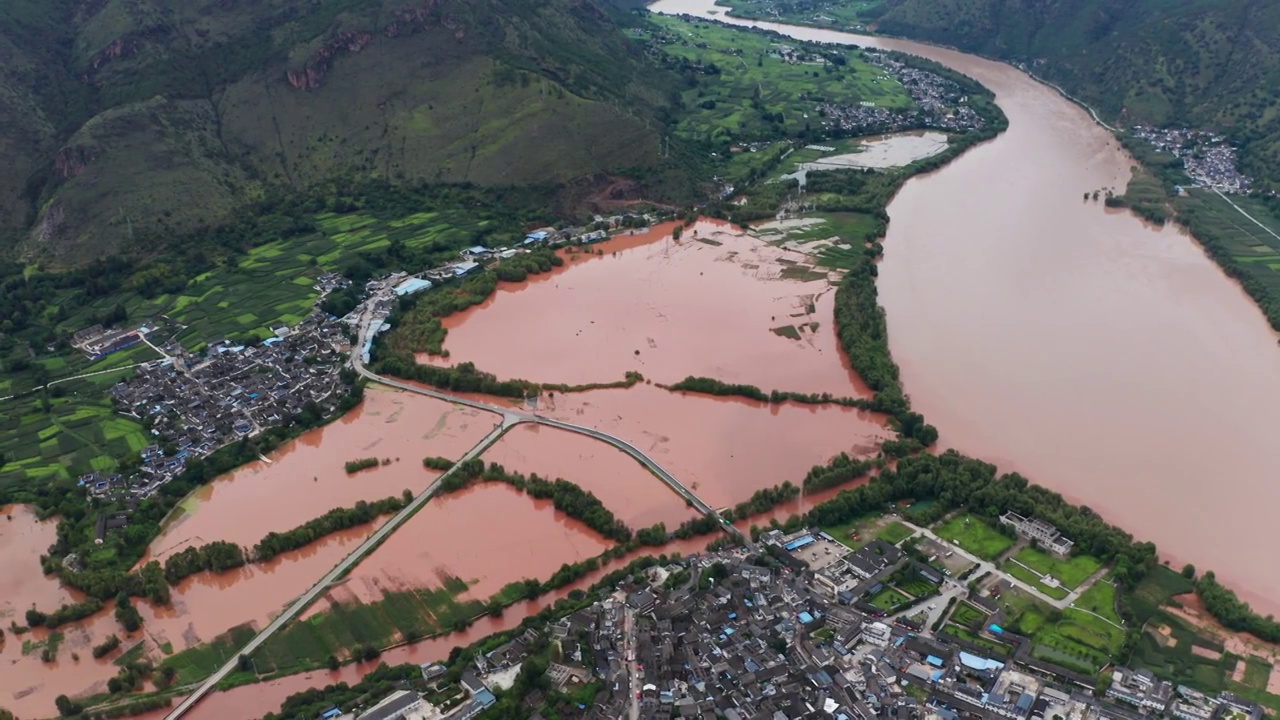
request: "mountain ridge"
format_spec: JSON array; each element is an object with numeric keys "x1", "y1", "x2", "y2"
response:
[
  {"x1": 1, "y1": 0, "x2": 682, "y2": 264},
  {"x1": 874, "y1": 0, "x2": 1280, "y2": 190}
]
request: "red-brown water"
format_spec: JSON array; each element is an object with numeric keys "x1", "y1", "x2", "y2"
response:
[
  {"x1": 135, "y1": 536, "x2": 715, "y2": 720},
  {"x1": 0, "y1": 389, "x2": 501, "y2": 717},
  {"x1": 149, "y1": 387, "x2": 498, "y2": 553},
  {"x1": 335, "y1": 481, "x2": 614, "y2": 605},
  {"x1": 1, "y1": 505, "x2": 122, "y2": 718},
  {"x1": 536, "y1": 385, "x2": 888, "y2": 509},
  {"x1": 482, "y1": 424, "x2": 702, "y2": 529},
  {"x1": 424, "y1": 220, "x2": 872, "y2": 396},
  {"x1": 654, "y1": 0, "x2": 1280, "y2": 614}
]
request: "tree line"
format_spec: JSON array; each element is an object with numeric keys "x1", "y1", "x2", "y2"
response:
[
  {"x1": 666, "y1": 375, "x2": 872, "y2": 409},
  {"x1": 163, "y1": 540, "x2": 248, "y2": 585},
  {"x1": 253, "y1": 492, "x2": 414, "y2": 562},
  {"x1": 452, "y1": 463, "x2": 634, "y2": 544},
  {"x1": 344, "y1": 457, "x2": 381, "y2": 474}
]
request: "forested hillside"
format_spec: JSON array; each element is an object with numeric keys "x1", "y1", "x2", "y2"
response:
[
  {"x1": 876, "y1": 0, "x2": 1280, "y2": 190},
  {"x1": 0, "y1": 0, "x2": 681, "y2": 263}
]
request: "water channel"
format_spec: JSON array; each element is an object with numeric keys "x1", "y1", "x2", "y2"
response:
[{"x1": 652, "y1": 0, "x2": 1280, "y2": 615}]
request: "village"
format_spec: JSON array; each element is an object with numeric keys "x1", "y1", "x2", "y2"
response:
[
  {"x1": 312, "y1": 514, "x2": 1264, "y2": 720},
  {"x1": 1128, "y1": 126, "x2": 1252, "y2": 194},
  {"x1": 73, "y1": 213, "x2": 670, "y2": 507},
  {"x1": 817, "y1": 51, "x2": 986, "y2": 137}
]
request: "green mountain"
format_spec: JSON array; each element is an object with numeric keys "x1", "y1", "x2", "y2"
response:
[
  {"x1": 875, "y1": 0, "x2": 1280, "y2": 189},
  {"x1": 0, "y1": 0, "x2": 678, "y2": 263}
]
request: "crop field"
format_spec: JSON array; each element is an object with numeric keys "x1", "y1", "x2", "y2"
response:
[
  {"x1": 252, "y1": 576, "x2": 482, "y2": 676},
  {"x1": 1178, "y1": 190, "x2": 1280, "y2": 312},
  {"x1": 933, "y1": 514, "x2": 1013, "y2": 560},
  {"x1": 0, "y1": 208, "x2": 496, "y2": 489},
  {"x1": 0, "y1": 394, "x2": 150, "y2": 492},
  {"x1": 162, "y1": 624, "x2": 259, "y2": 686},
  {"x1": 1010, "y1": 547, "x2": 1102, "y2": 589},
  {"x1": 643, "y1": 15, "x2": 912, "y2": 146},
  {"x1": 1129, "y1": 565, "x2": 1195, "y2": 622}
]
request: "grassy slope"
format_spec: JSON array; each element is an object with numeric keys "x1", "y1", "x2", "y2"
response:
[
  {"x1": 7, "y1": 0, "x2": 676, "y2": 263},
  {"x1": 876, "y1": 0, "x2": 1280, "y2": 189}
]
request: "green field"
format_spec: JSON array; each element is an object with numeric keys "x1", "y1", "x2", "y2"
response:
[
  {"x1": 1177, "y1": 190, "x2": 1280, "y2": 330},
  {"x1": 252, "y1": 575, "x2": 481, "y2": 676},
  {"x1": 896, "y1": 574, "x2": 939, "y2": 599},
  {"x1": 162, "y1": 624, "x2": 259, "y2": 686},
  {"x1": 933, "y1": 514, "x2": 1013, "y2": 560},
  {"x1": 1005, "y1": 562, "x2": 1070, "y2": 600},
  {"x1": 0, "y1": 394, "x2": 152, "y2": 493},
  {"x1": 1129, "y1": 565, "x2": 1196, "y2": 622},
  {"x1": 1, "y1": 207, "x2": 501, "y2": 490},
  {"x1": 944, "y1": 623, "x2": 1013, "y2": 656},
  {"x1": 877, "y1": 521, "x2": 914, "y2": 545},
  {"x1": 717, "y1": 0, "x2": 888, "y2": 30},
  {"x1": 866, "y1": 586, "x2": 911, "y2": 612},
  {"x1": 1009, "y1": 547, "x2": 1102, "y2": 589},
  {"x1": 949, "y1": 601, "x2": 989, "y2": 629},
  {"x1": 642, "y1": 14, "x2": 912, "y2": 149}
]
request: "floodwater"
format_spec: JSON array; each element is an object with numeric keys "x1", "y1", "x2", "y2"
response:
[
  {"x1": 784, "y1": 131, "x2": 949, "y2": 186},
  {"x1": 149, "y1": 386, "x2": 498, "y2": 553},
  {"x1": 654, "y1": 0, "x2": 1280, "y2": 614},
  {"x1": 535, "y1": 384, "x2": 888, "y2": 509},
  {"x1": 0, "y1": 388, "x2": 500, "y2": 717},
  {"x1": 482, "y1": 424, "x2": 702, "y2": 529},
  {"x1": 423, "y1": 220, "x2": 874, "y2": 397},
  {"x1": 137, "y1": 536, "x2": 715, "y2": 720},
  {"x1": 335, "y1": 481, "x2": 613, "y2": 604},
  {"x1": 0, "y1": 505, "x2": 121, "y2": 718}
]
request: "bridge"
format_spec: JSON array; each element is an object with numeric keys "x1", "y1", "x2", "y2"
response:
[{"x1": 163, "y1": 304, "x2": 740, "y2": 719}]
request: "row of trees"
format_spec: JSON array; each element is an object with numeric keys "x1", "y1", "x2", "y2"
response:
[
  {"x1": 478, "y1": 464, "x2": 634, "y2": 544},
  {"x1": 253, "y1": 493, "x2": 413, "y2": 562},
  {"x1": 493, "y1": 249, "x2": 564, "y2": 282},
  {"x1": 1195, "y1": 572, "x2": 1280, "y2": 644},
  {"x1": 666, "y1": 375, "x2": 871, "y2": 409},
  {"x1": 26, "y1": 375, "x2": 363, "y2": 607},
  {"x1": 423, "y1": 456, "x2": 455, "y2": 471},
  {"x1": 163, "y1": 540, "x2": 247, "y2": 584},
  {"x1": 26, "y1": 598, "x2": 104, "y2": 630},
  {"x1": 344, "y1": 457, "x2": 380, "y2": 474}
]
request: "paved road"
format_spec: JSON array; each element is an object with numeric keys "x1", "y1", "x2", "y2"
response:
[
  {"x1": 162, "y1": 418, "x2": 513, "y2": 720},
  {"x1": 347, "y1": 306, "x2": 744, "y2": 546},
  {"x1": 165, "y1": 304, "x2": 741, "y2": 718}
]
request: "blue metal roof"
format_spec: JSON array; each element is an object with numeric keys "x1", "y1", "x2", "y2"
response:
[{"x1": 784, "y1": 535, "x2": 815, "y2": 551}]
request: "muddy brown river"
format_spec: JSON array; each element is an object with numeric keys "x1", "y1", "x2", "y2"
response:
[{"x1": 653, "y1": 0, "x2": 1280, "y2": 615}]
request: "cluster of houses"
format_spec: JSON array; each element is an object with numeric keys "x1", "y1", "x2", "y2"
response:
[
  {"x1": 1129, "y1": 126, "x2": 1252, "y2": 194},
  {"x1": 94, "y1": 310, "x2": 352, "y2": 500},
  {"x1": 818, "y1": 51, "x2": 986, "y2": 137},
  {"x1": 322, "y1": 539, "x2": 1266, "y2": 720}
]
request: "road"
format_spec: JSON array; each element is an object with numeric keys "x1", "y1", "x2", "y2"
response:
[
  {"x1": 1213, "y1": 188, "x2": 1280, "y2": 243},
  {"x1": 164, "y1": 301, "x2": 739, "y2": 718},
  {"x1": 347, "y1": 304, "x2": 744, "y2": 547},
  {"x1": 162, "y1": 417, "x2": 514, "y2": 720},
  {"x1": 0, "y1": 362, "x2": 148, "y2": 403}
]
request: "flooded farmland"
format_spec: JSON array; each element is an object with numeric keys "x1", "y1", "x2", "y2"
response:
[
  {"x1": 654, "y1": 0, "x2": 1280, "y2": 614},
  {"x1": 424, "y1": 220, "x2": 872, "y2": 397},
  {"x1": 148, "y1": 387, "x2": 497, "y2": 553},
  {"x1": 537, "y1": 385, "x2": 886, "y2": 509},
  {"x1": 335, "y1": 481, "x2": 614, "y2": 605},
  {"x1": 0, "y1": 388, "x2": 500, "y2": 717},
  {"x1": 481, "y1": 424, "x2": 701, "y2": 529}
]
